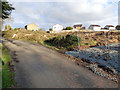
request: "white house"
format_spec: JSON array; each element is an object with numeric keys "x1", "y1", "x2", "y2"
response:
[
  {"x1": 52, "y1": 24, "x2": 63, "y2": 33},
  {"x1": 104, "y1": 25, "x2": 115, "y2": 30},
  {"x1": 88, "y1": 25, "x2": 101, "y2": 31}
]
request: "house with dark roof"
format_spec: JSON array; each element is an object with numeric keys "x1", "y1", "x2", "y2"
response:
[
  {"x1": 104, "y1": 25, "x2": 115, "y2": 30},
  {"x1": 116, "y1": 25, "x2": 120, "y2": 30},
  {"x1": 73, "y1": 24, "x2": 82, "y2": 30},
  {"x1": 88, "y1": 25, "x2": 101, "y2": 31}
]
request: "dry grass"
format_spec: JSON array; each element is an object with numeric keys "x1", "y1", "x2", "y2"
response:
[{"x1": 2, "y1": 30, "x2": 120, "y2": 51}]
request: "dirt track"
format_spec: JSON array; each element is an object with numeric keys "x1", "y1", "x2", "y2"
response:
[{"x1": 2, "y1": 38, "x2": 118, "y2": 88}]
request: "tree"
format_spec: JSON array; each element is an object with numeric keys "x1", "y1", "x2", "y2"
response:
[
  {"x1": 5, "y1": 24, "x2": 12, "y2": 30},
  {"x1": 0, "y1": 0, "x2": 15, "y2": 30},
  {"x1": 65, "y1": 26, "x2": 73, "y2": 30},
  {"x1": 0, "y1": 0, "x2": 15, "y2": 19}
]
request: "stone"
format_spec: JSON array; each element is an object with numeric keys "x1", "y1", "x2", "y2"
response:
[
  {"x1": 89, "y1": 56, "x2": 93, "y2": 58},
  {"x1": 68, "y1": 55, "x2": 74, "y2": 59}
]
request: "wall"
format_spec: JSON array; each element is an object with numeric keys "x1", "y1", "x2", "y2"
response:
[
  {"x1": 93, "y1": 27, "x2": 101, "y2": 31},
  {"x1": 73, "y1": 26, "x2": 82, "y2": 30},
  {"x1": 52, "y1": 24, "x2": 63, "y2": 31},
  {"x1": 27, "y1": 24, "x2": 38, "y2": 30}
]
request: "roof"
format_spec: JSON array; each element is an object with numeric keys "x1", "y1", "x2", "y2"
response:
[
  {"x1": 89, "y1": 25, "x2": 101, "y2": 27},
  {"x1": 105, "y1": 25, "x2": 114, "y2": 27},
  {"x1": 53, "y1": 24, "x2": 63, "y2": 27},
  {"x1": 73, "y1": 24, "x2": 82, "y2": 27}
]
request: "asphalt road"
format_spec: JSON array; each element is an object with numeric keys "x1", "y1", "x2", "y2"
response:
[{"x1": 2, "y1": 38, "x2": 118, "y2": 88}]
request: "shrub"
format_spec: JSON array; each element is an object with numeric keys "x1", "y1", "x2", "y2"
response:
[
  {"x1": 65, "y1": 26, "x2": 73, "y2": 30},
  {"x1": 44, "y1": 35, "x2": 81, "y2": 50},
  {"x1": 14, "y1": 28, "x2": 18, "y2": 30},
  {"x1": 49, "y1": 28, "x2": 53, "y2": 31}
]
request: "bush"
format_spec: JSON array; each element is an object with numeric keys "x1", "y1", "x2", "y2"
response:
[
  {"x1": 44, "y1": 35, "x2": 81, "y2": 50},
  {"x1": 14, "y1": 28, "x2": 18, "y2": 30},
  {"x1": 49, "y1": 28, "x2": 53, "y2": 31},
  {"x1": 65, "y1": 26, "x2": 73, "y2": 30}
]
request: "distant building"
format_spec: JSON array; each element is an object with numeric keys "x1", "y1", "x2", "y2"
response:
[
  {"x1": 52, "y1": 24, "x2": 63, "y2": 33},
  {"x1": 73, "y1": 24, "x2": 82, "y2": 30},
  {"x1": 104, "y1": 25, "x2": 115, "y2": 30},
  {"x1": 25, "y1": 23, "x2": 38, "y2": 31},
  {"x1": 116, "y1": 25, "x2": 120, "y2": 30},
  {"x1": 88, "y1": 25, "x2": 101, "y2": 31},
  {"x1": 82, "y1": 27, "x2": 86, "y2": 30}
]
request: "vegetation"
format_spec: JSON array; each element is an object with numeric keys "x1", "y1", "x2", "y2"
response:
[
  {"x1": 1, "y1": 0, "x2": 15, "y2": 19},
  {"x1": 39, "y1": 28, "x2": 42, "y2": 31},
  {"x1": 14, "y1": 28, "x2": 18, "y2": 30},
  {"x1": 2, "y1": 30, "x2": 120, "y2": 51},
  {"x1": 49, "y1": 28, "x2": 53, "y2": 31},
  {"x1": 2, "y1": 45, "x2": 15, "y2": 88},
  {"x1": 44, "y1": 35, "x2": 80, "y2": 50},
  {"x1": 5, "y1": 24, "x2": 13, "y2": 30},
  {"x1": 64, "y1": 26, "x2": 73, "y2": 30},
  {"x1": 0, "y1": 0, "x2": 15, "y2": 31}
]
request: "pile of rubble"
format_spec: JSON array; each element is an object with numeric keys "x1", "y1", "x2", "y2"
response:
[
  {"x1": 65, "y1": 43, "x2": 120, "y2": 82},
  {"x1": 86, "y1": 64, "x2": 118, "y2": 82}
]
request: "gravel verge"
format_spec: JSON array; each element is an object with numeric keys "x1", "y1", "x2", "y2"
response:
[{"x1": 65, "y1": 43, "x2": 120, "y2": 82}]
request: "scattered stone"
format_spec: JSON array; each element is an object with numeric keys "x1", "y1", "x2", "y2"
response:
[
  {"x1": 24, "y1": 34, "x2": 32, "y2": 36},
  {"x1": 89, "y1": 56, "x2": 93, "y2": 58},
  {"x1": 12, "y1": 34, "x2": 17, "y2": 38},
  {"x1": 68, "y1": 55, "x2": 74, "y2": 59},
  {"x1": 81, "y1": 58, "x2": 91, "y2": 63},
  {"x1": 65, "y1": 43, "x2": 119, "y2": 83}
]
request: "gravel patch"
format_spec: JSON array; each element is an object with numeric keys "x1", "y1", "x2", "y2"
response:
[{"x1": 65, "y1": 43, "x2": 120, "y2": 82}]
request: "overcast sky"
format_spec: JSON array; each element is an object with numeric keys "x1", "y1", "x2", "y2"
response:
[{"x1": 4, "y1": 0, "x2": 119, "y2": 30}]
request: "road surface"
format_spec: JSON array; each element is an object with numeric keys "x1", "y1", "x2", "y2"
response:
[{"x1": 2, "y1": 38, "x2": 118, "y2": 88}]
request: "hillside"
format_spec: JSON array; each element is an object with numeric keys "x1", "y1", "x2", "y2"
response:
[{"x1": 2, "y1": 30, "x2": 120, "y2": 52}]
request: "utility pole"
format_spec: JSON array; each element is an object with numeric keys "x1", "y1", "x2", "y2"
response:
[
  {"x1": 104, "y1": 31, "x2": 107, "y2": 49},
  {"x1": 104, "y1": 31, "x2": 111, "y2": 60},
  {"x1": 107, "y1": 31, "x2": 109, "y2": 49},
  {"x1": 77, "y1": 31, "x2": 80, "y2": 51}
]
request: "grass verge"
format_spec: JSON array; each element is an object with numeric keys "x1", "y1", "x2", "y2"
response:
[{"x1": 2, "y1": 45, "x2": 15, "y2": 88}]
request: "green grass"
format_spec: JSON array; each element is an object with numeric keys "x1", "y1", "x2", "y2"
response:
[{"x1": 2, "y1": 45, "x2": 15, "y2": 88}]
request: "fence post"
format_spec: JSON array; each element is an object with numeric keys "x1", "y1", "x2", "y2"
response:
[
  {"x1": 104, "y1": 31, "x2": 107, "y2": 49},
  {"x1": 107, "y1": 31, "x2": 109, "y2": 49},
  {"x1": 77, "y1": 31, "x2": 80, "y2": 51}
]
